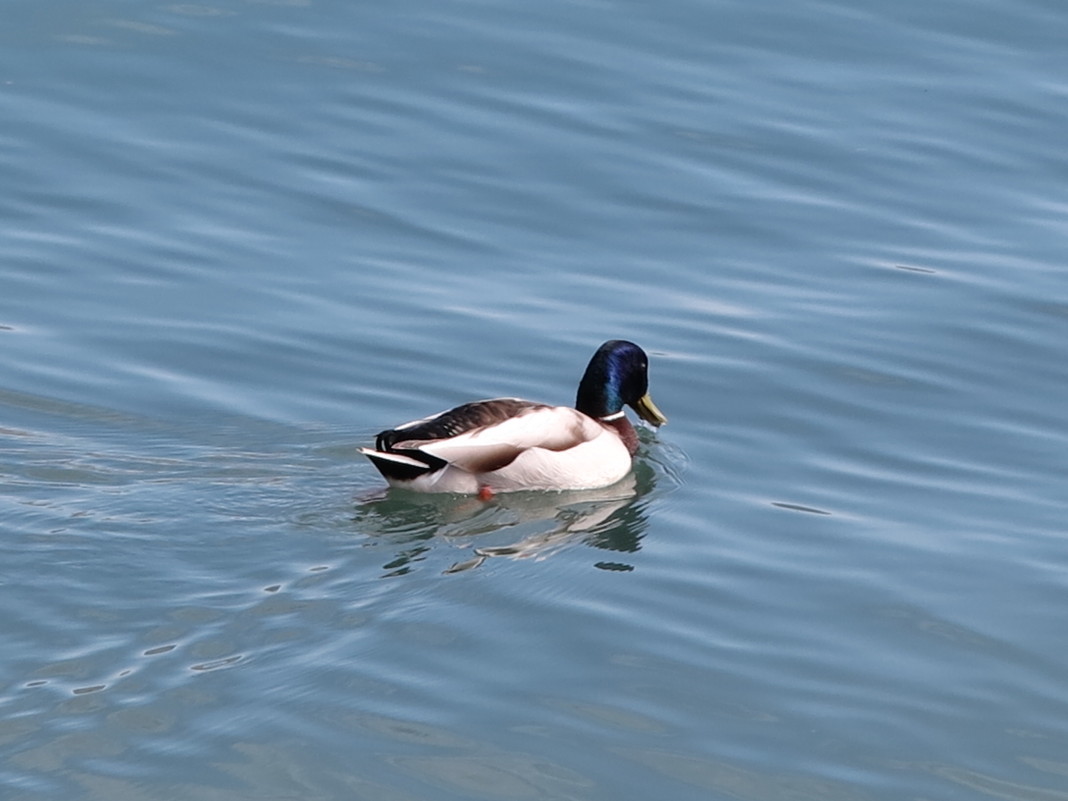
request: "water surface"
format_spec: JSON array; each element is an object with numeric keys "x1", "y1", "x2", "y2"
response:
[{"x1": 3, "y1": 0, "x2": 1068, "y2": 799}]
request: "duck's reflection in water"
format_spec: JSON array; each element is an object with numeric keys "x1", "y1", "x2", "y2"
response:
[{"x1": 354, "y1": 467, "x2": 654, "y2": 575}]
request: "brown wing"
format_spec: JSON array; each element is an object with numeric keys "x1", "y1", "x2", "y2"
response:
[{"x1": 375, "y1": 398, "x2": 547, "y2": 452}]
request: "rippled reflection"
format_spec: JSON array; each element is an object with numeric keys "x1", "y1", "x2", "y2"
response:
[{"x1": 353, "y1": 463, "x2": 661, "y2": 575}]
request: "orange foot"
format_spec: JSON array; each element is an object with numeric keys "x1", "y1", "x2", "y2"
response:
[{"x1": 477, "y1": 485, "x2": 495, "y2": 502}]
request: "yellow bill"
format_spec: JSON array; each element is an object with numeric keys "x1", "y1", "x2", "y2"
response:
[{"x1": 634, "y1": 393, "x2": 667, "y2": 427}]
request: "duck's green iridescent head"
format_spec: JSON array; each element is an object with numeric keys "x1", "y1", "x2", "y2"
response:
[{"x1": 576, "y1": 340, "x2": 667, "y2": 426}]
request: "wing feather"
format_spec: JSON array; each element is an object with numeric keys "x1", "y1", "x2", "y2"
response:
[
  {"x1": 403, "y1": 406, "x2": 602, "y2": 475},
  {"x1": 376, "y1": 398, "x2": 542, "y2": 451}
]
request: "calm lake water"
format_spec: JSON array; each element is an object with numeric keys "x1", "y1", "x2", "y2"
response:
[{"x1": 3, "y1": 0, "x2": 1067, "y2": 799}]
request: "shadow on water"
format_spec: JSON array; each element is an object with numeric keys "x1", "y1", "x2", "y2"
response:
[{"x1": 352, "y1": 436, "x2": 685, "y2": 576}]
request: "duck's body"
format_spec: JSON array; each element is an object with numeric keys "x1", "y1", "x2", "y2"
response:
[{"x1": 359, "y1": 340, "x2": 666, "y2": 495}]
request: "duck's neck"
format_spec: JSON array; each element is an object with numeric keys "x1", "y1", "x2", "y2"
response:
[
  {"x1": 576, "y1": 370, "x2": 624, "y2": 420},
  {"x1": 578, "y1": 383, "x2": 636, "y2": 453}
]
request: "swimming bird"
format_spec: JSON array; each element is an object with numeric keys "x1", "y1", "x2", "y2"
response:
[{"x1": 359, "y1": 340, "x2": 667, "y2": 495}]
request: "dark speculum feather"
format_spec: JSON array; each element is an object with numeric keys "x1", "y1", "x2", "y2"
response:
[
  {"x1": 363, "y1": 449, "x2": 448, "y2": 481},
  {"x1": 375, "y1": 398, "x2": 546, "y2": 451}
]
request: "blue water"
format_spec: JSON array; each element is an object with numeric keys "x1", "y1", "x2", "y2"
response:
[{"x1": 3, "y1": 1, "x2": 1068, "y2": 798}]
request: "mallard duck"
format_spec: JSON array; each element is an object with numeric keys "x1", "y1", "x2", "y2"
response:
[{"x1": 359, "y1": 340, "x2": 667, "y2": 495}]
